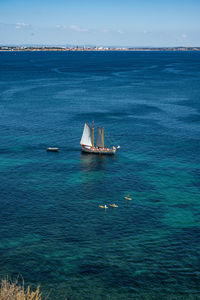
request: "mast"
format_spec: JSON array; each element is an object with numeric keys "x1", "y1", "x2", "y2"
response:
[
  {"x1": 92, "y1": 120, "x2": 94, "y2": 147},
  {"x1": 102, "y1": 126, "x2": 104, "y2": 148}
]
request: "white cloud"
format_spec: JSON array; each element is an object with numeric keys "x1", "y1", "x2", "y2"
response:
[
  {"x1": 101, "y1": 29, "x2": 109, "y2": 33},
  {"x1": 56, "y1": 24, "x2": 89, "y2": 32},
  {"x1": 181, "y1": 33, "x2": 187, "y2": 39},
  {"x1": 117, "y1": 29, "x2": 124, "y2": 34},
  {"x1": 56, "y1": 25, "x2": 67, "y2": 30},
  {"x1": 69, "y1": 25, "x2": 89, "y2": 32},
  {"x1": 15, "y1": 22, "x2": 29, "y2": 29}
]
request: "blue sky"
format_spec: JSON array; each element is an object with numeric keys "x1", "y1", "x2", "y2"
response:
[{"x1": 0, "y1": 0, "x2": 199, "y2": 46}]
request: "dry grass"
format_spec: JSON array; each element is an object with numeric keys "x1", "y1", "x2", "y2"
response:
[{"x1": 0, "y1": 278, "x2": 42, "y2": 300}]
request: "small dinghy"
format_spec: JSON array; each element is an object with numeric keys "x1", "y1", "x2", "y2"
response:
[
  {"x1": 124, "y1": 193, "x2": 132, "y2": 201},
  {"x1": 99, "y1": 205, "x2": 108, "y2": 209},
  {"x1": 46, "y1": 147, "x2": 59, "y2": 152},
  {"x1": 109, "y1": 204, "x2": 118, "y2": 208}
]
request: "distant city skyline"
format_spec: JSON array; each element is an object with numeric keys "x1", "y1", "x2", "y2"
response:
[{"x1": 0, "y1": 0, "x2": 199, "y2": 47}]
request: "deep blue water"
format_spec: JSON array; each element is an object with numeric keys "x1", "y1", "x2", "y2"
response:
[{"x1": 0, "y1": 51, "x2": 200, "y2": 299}]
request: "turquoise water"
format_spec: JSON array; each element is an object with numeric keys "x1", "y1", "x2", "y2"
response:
[{"x1": 0, "y1": 51, "x2": 200, "y2": 299}]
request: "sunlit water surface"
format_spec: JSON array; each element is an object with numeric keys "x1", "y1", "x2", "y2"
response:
[{"x1": 0, "y1": 51, "x2": 200, "y2": 299}]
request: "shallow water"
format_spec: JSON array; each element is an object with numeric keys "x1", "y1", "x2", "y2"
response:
[{"x1": 0, "y1": 51, "x2": 200, "y2": 299}]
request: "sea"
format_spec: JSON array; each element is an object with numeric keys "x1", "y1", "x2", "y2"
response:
[{"x1": 0, "y1": 51, "x2": 200, "y2": 300}]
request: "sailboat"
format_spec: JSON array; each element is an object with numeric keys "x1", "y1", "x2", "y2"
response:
[{"x1": 80, "y1": 121, "x2": 120, "y2": 155}]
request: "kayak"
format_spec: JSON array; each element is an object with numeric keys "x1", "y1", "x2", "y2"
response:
[
  {"x1": 124, "y1": 196, "x2": 132, "y2": 201},
  {"x1": 109, "y1": 204, "x2": 118, "y2": 208},
  {"x1": 125, "y1": 193, "x2": 132, "y2": 201},
  {"x1": 99, "y1": 205, "x2": 108, "y2": 209}
]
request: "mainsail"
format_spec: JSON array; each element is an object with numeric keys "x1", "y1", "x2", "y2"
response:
[
  {"x1": 96, "y1": 126, "x2": 103, "y2": 148},
  {"x1": 80, "y1": 123, "x2": 93, "y2": 146}
]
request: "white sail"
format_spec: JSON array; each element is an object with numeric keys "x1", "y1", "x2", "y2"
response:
[
  {"x1": 80, "y1": 123, "x2": 93, "y2": 146},
  {"x1": 96, "y1": 126, "x2": 103, "y2": 148}
]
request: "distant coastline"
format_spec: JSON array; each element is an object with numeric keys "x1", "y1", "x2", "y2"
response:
[{"x1": 0, "y1": 46, "x2": 200, "y2": 52}]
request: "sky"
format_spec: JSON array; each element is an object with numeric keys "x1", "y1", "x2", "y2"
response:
[{"x1": 0, "y1": 0, "x2": 199, "y2": 47}]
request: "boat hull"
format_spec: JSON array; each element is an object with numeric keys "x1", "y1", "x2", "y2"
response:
[
  {"x1": 81, "y1": 146, "x2": 116, "y2": 155},
  {"x1": 46, "y1": 147, "x2": 59, "y2": 152}
]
